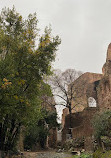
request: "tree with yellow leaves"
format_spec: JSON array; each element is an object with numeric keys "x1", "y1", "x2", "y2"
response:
[{"x1": 0, "y1": 6, "x2": 60, "y2": 155}]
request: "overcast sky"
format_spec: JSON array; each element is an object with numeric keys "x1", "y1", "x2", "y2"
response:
[
  {"x1": 1, "y1": 0, "x2": 111, "y2": 74},
  {"x1": 1, "y1": 0, "x2": 111, "y2": 122}
]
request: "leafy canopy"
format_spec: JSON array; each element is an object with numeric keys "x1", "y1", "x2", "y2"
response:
[{"x1": 0, "y1": 6, "x2": 60, "y2": 151}]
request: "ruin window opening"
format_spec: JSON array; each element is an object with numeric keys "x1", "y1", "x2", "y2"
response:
[{"x1": 88, "y1": 97, "x2": 97, "y2": 107}]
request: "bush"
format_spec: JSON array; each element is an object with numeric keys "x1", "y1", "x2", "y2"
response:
[
  {"x1": 92, "y1": 110, "x2": 111, "y2": 149},
  {"x1": 93, "y1": 149, "x2": 111, "y2": 158},
  {"x1": 92, "y1": 110, "x2": 111, "y2": 139},
  {"x1": 71, "y1": 153, "x2": 92, "y2": 158},
  {"x1": 93, "y1": 148, "x2": 104, "y2": 158},
  {"x1": 63, "y1": 137, "x2": 84, "y2": 151}
]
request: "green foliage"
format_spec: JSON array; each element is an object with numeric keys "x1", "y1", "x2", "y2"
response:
[
  {"x1": 0, "y1": 6, "x2": 60, "y2": 152},
  {"x1": 24, "y1": 124, "x2": 48, "y2": 150},
  {"x1": 45, "y1": 111, "x2": 59, "y2": 129},
  {"x1": 93, "y1": 148, "x2": 104, "y2": 158},
  {"x1": 93, "y1": 149, "x2": 111, "y2": 158},
  {"x1": 70, "y1": 153, "x2": 92, "y2": 158},
  {"x1": 92, "y1": 110, "x2": 111, "y2": 139},
  {"x1": 24, "y1": 109, "x2": 59, "y2": 150}
]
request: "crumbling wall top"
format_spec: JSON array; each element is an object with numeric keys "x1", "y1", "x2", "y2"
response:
[{"x1": 107, "y1": 43, "x2": 111, "y2": 61}]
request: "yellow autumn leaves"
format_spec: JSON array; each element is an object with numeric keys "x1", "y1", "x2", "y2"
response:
[
  {"x1": 1, "y1": 78, "x2": 12, "y2": 89},
  {"x1": 1, "y1": 77, "x2": 30, "y2": 106},
  {"x1": 13, "y1": 95, "x2": 30, "y2": 106},
  {"x1": 1, "y1": 78, "x2": 26, "y2": 89},
  {"x1": 17, "y1": 79, "x2": 26, "y2": 85},
  {"x1": 1, "y1": 78, "x2": 27, "y2": 103},
  {"x1": 39, "y1": 35, "x2": 51, "y2": 48}
]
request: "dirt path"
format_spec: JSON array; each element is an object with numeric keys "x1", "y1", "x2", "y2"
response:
[
  {"x1": 23, "y1": 152, "x2": 37, "y2": 158},
  {"x1": 23, "y1": 151, "x2": 72, "y2": 158}
]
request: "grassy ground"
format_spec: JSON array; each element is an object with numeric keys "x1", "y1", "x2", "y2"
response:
[
  {"x1": 93, "y1": 149, "x2": 111, "y2": 158},
  {"x1": 67, "y1": 153, "x2": 93, "y2": 158}
]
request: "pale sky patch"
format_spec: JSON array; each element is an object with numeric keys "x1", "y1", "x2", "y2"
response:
[
  {"x1": 0, "y1": 0, "x2": 111, "y2": 73},
  {"x1": 1, "y1": 0, "x2": 111, "y2": 121}
]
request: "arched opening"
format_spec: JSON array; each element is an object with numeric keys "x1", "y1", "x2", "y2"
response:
[{"x1": 88, "y1": 97, "x2": 97, "y2": 107}]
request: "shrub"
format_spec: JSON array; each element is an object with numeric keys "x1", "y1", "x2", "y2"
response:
[
  {"x1": 93, "y1": 149, "x2": 111, "y2": 158},
  {"x1": 92, "y1": 110, "x2": 111, "y2": 149},
  {"x1": 71, "y1": 153, "x2": 92, "y2": 158}
]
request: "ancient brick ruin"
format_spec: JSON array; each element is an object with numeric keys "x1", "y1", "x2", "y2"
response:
[{"x1": 62, "y1": 43, "x2": 111, "y2": 151}]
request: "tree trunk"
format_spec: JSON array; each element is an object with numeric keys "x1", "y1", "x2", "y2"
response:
[
  {"x1": 97, "y1": 137, "x2": 102, "y2": 148},
  {"x1": 69, "y1": 105, "x2": 72, "y2": 138}
]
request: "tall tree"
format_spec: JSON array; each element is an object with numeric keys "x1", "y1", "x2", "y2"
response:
[
  {"x1": 51, "y1": 69, "x2": 82, "y2": 113},
  {"x1": 50, "y1": 69, "x2": 82, "y2": 135},
  {"x1": 0, "y1": 7, "x2": 60, "y2": 154}
]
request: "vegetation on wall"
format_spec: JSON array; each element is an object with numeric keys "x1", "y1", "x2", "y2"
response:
[{"x1": 92, "y1": 110, "x2": 111, "y2": 149}]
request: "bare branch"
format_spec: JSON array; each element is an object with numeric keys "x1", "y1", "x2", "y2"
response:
[{"x1": 48, "y1": 68, "x2": 83, "y2": 114}]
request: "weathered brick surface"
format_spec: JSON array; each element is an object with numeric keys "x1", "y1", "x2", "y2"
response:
[
  {"x1": 71, "y1": 72, "x2": 102, "y2": 110},
  {"x1": 62, "y1": 72, "x2": 102, "y2": 129},
  {"x1": 62, "y1": 108, "x2": 69, "y2": 128},
  {"x1": 48, "y1": 128, "x2": 57, "y2": 148},
  {"x1": 62, "y1": 108, "x2": 99, "y2": 146}
]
